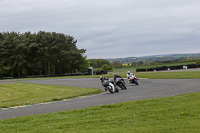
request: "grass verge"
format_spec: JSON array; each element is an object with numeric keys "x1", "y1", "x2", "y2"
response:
[
  {"x1": 113, "y1": 61, "x2": 197, "y2": 73},
  {"x1": 136, "y1": 71, "x2": 200, "y2": 79},
  {"x1": 0, "y1": 71, "x2": 200, "y2": 82},
  {"x1": 110, "y1": 71, "x2": 200, "y2": 79},
  {"x1": 0, "y1": 83, "x2": 102, "y2": 109},
  {"x1": 0, "y1": 92, "x2": 200, "y2": 132}
]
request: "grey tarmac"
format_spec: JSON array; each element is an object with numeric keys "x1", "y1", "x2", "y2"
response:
[{"x1": 0, "y1": 78, "x2": 200, "y2": 120}]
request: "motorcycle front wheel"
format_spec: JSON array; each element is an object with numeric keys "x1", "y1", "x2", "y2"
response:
[{"x1": 107, "y1": 86, "x2": 114, "y2": 93}]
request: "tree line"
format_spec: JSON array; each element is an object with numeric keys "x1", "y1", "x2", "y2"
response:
[
  {"x1": 89, "y1": 59, "x2": 123, "y2": 70},
  {"x1": 0, "y1": 31, "x2": 88, "y2": 78}
]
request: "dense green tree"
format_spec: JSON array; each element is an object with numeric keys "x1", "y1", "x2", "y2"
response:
[
  {"x1": 0, "y1": 64, "x2": 6, "y2": 78},
  {"x1": 0, "y1": 31, "x2": 88, "y2": 77},
  {"x1": 110, "y1": 61, "x2": 122, "y2": 68},
  {"x1": 89, "y1": 59, "x2": 110, "y2": 69},
  {"x1": 102, "y1": 64, "x2": 112, "y2": 71}
]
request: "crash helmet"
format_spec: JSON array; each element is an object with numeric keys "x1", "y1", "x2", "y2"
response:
[
  {"x1": 99, "y1": 76, "x2": 103, "y2": 80},
  {"x1": 127, "y1": 71, "x2": 130, "y2": 74},
  {"x1": 114, "y1": 73, "x2": 118, "y2": 77}
]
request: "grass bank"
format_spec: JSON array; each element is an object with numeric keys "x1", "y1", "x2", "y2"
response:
[
  {"x1": 110, "y1": 71, "x2": 200, "y2": 79},
  {"x1": 0, "y1": 71, "x2": 200, "y2": 83},
  {"x1": 113, "y1": 61, "x2": 197, "y2": 73},
  {"x1": 0, "y1": 83, "x2": 102, "y2": 109},
  {"x1": 1, "y1": 92, "x2": 200, "y2": 132},
  {"x1": 135, "y1": 71, "x2": 200, "y2": 79}
]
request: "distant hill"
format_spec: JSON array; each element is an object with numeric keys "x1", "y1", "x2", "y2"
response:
[{"x1": 106, "y1": 53, "x2": 200, "y2": 64}]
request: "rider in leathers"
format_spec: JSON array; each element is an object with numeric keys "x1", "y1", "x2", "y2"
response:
[
  {"x1": 114, "y1": 73, "x2": 124, "y2": 83},
  {"x1": 100, "y1": 76, "x2": 110, "y2": 91}
]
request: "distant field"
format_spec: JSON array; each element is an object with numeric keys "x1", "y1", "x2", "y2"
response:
[
  {"x1": 109, "y1": 71, "x2": 200, "y2": 79},
  {"x1": 113, "y1": 61, "x2": 197, "y2": 73},
  {"x1": 136, "y1": 71, "x2": 200, "y2": 79},
  {"x1": 0, "y1": 71, "x2": 200, "y2": 83}
]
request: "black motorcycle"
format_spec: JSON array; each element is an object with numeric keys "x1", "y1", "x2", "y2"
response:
[
  {"x1": 114, "y1": 77, "x2": 127, "y2": 90},
  {"x1": 100, "y1": 76, "x2": 119, "y2": 93}
]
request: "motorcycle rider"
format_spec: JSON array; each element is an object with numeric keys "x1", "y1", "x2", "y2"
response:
[
  {"x1": 113, "y1": 74, "x2": 123, "y2": 90},
  {"x1": 114, "y1": 73, "x2": 123, "y2": 82},
  {"x1": 127, "y1": 71, "x2": 131, "y2": 83},
  {"x1": 100, "y1": 76, "x2": 109, "y2": 91},
  {"x1": 127, "y1": 71, "x2": 136, "y2": 83},
  {"x1": 114, "y1": 73, "x2": 126, "y2": 89},
  {"x1": 100, "y1": 76, "x2": 119, "y2": 92}
]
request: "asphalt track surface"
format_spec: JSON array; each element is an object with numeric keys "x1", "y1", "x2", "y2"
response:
[{"x1": 0, "y1": 78, "x2": 200, "y2": 120}]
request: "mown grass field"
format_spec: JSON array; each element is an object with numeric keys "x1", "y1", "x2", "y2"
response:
[
  {"x1": 0, "y1": 71, "x2": 200, "y2": 83},
  {"x1": 113, "y1": 61, "x2": 197, "y2": 73},
  {"x1": 0, "y1": 92, "x2": 200, "y2": 132},
  {"x1": 109, "y1": 71, "x2": 200, "y2": 79},
  {"x1": 136, "y1": 71, "x2": 200, "y2": 79},
  {"x1": 0, "y1": 83, "x2": 102, "y2": 109}
]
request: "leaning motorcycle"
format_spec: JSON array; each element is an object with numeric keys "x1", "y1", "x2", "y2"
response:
[
  {"x1": 129, "y1": 74, "x2": 139, "y2": 85},
  {"x1": 100, "y1": 76, "x2": 119, "y2": 93},
  {"x1": 114, "y1": 77, "x2": 127, "y2": 90}
]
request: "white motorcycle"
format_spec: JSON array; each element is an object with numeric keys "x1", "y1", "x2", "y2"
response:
[{"x1": 100, "y1": 76, "x2": 119, "y2": 93}]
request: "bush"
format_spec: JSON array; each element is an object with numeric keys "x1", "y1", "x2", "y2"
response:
[
  {"x1": 102, "y1": 64, "x2": 112, "y2": 71},
  {"x1": 196, "y1": 61, "x2": 200, "y2": 65}
]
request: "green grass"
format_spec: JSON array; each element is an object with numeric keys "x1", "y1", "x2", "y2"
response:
[
  {"x1": 110, "y1": 71, "x2": 200, "y2": 79},
  {"x1": 0, "y1": 75, "x2": 107, "y2": 82},
  {"x1": 0, "y1": 75, "x2": 115, "y2": 83},
  {"x1": 136, "y1": 71, "x2": 200, "y2": 79},
  {"x1": 0, "y1": 71, "x2": 199, "y2": 84},
  {"x1": 0, "y1": 66, "x2": 199, "y2": 132},
  {"x1": 135, "y1": 61, "x2": 197, "y2": 69},
  {"x1": 0, "y1": 83, "x2": 102, "y2": 108},
  {"x1": 1, "y1": 92, "x2": 200, "y2": 132},
  {"x1": 113, "y1": 61, "x2": 197, "y2": 73}
]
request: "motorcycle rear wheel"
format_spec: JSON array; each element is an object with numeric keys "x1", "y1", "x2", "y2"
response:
[
  {"x1": 136, "y1": 80, "x2": 139, "y2": 85},
  {"x1": 115, "y1": 87, "x2": 119, "y2": 93},
  {"x1": 119, "y1": 83, "x2": 124, "y2": 90},
  {"x1": 120, "y1": 83, "x2": 127, "y2": 90},
  {"x1": 123, "y1": 84, "x2": 127, "y2": 89}
]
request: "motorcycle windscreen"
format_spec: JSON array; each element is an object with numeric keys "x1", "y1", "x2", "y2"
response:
[{"x1": 115, "y1": 77, "x2": 120, "y2": 83}]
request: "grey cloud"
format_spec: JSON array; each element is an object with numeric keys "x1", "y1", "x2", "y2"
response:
[{"x1": 1, "y1": 0, "x2": 200, "y2": 58}]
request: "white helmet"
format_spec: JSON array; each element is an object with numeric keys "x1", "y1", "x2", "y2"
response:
[
  {"x1": 127, "y1": 71, "x2": 130, "y2": 74},
  {"x1": 99, "y1": 76, "x2": 103, "y2": 80}
]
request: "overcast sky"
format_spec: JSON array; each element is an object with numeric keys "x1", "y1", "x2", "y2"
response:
[{"x1": 1, "y1": 0, "x2": 200, "y2": 59}]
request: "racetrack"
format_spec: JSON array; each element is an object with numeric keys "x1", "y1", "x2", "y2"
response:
[{"x1": 0, "y1": 78, "x2": 200, "y2": 120}]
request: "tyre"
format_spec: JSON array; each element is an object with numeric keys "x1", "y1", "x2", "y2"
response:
[
  {"x1": 115, "y1": 87, "x2": 119, "y2": 93},
  {"x1": 136, "y1": 80, "x2": 139, "y2": 85},
  {"x1": 107, "y1": 86, "x2": 114, "y2": 93},
  {"x1": 119, "y1": 83, "x2": 124, "y2": 90},
  {"x1": 123, "y1": 83, "x2": 127, "y2": 89}
]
